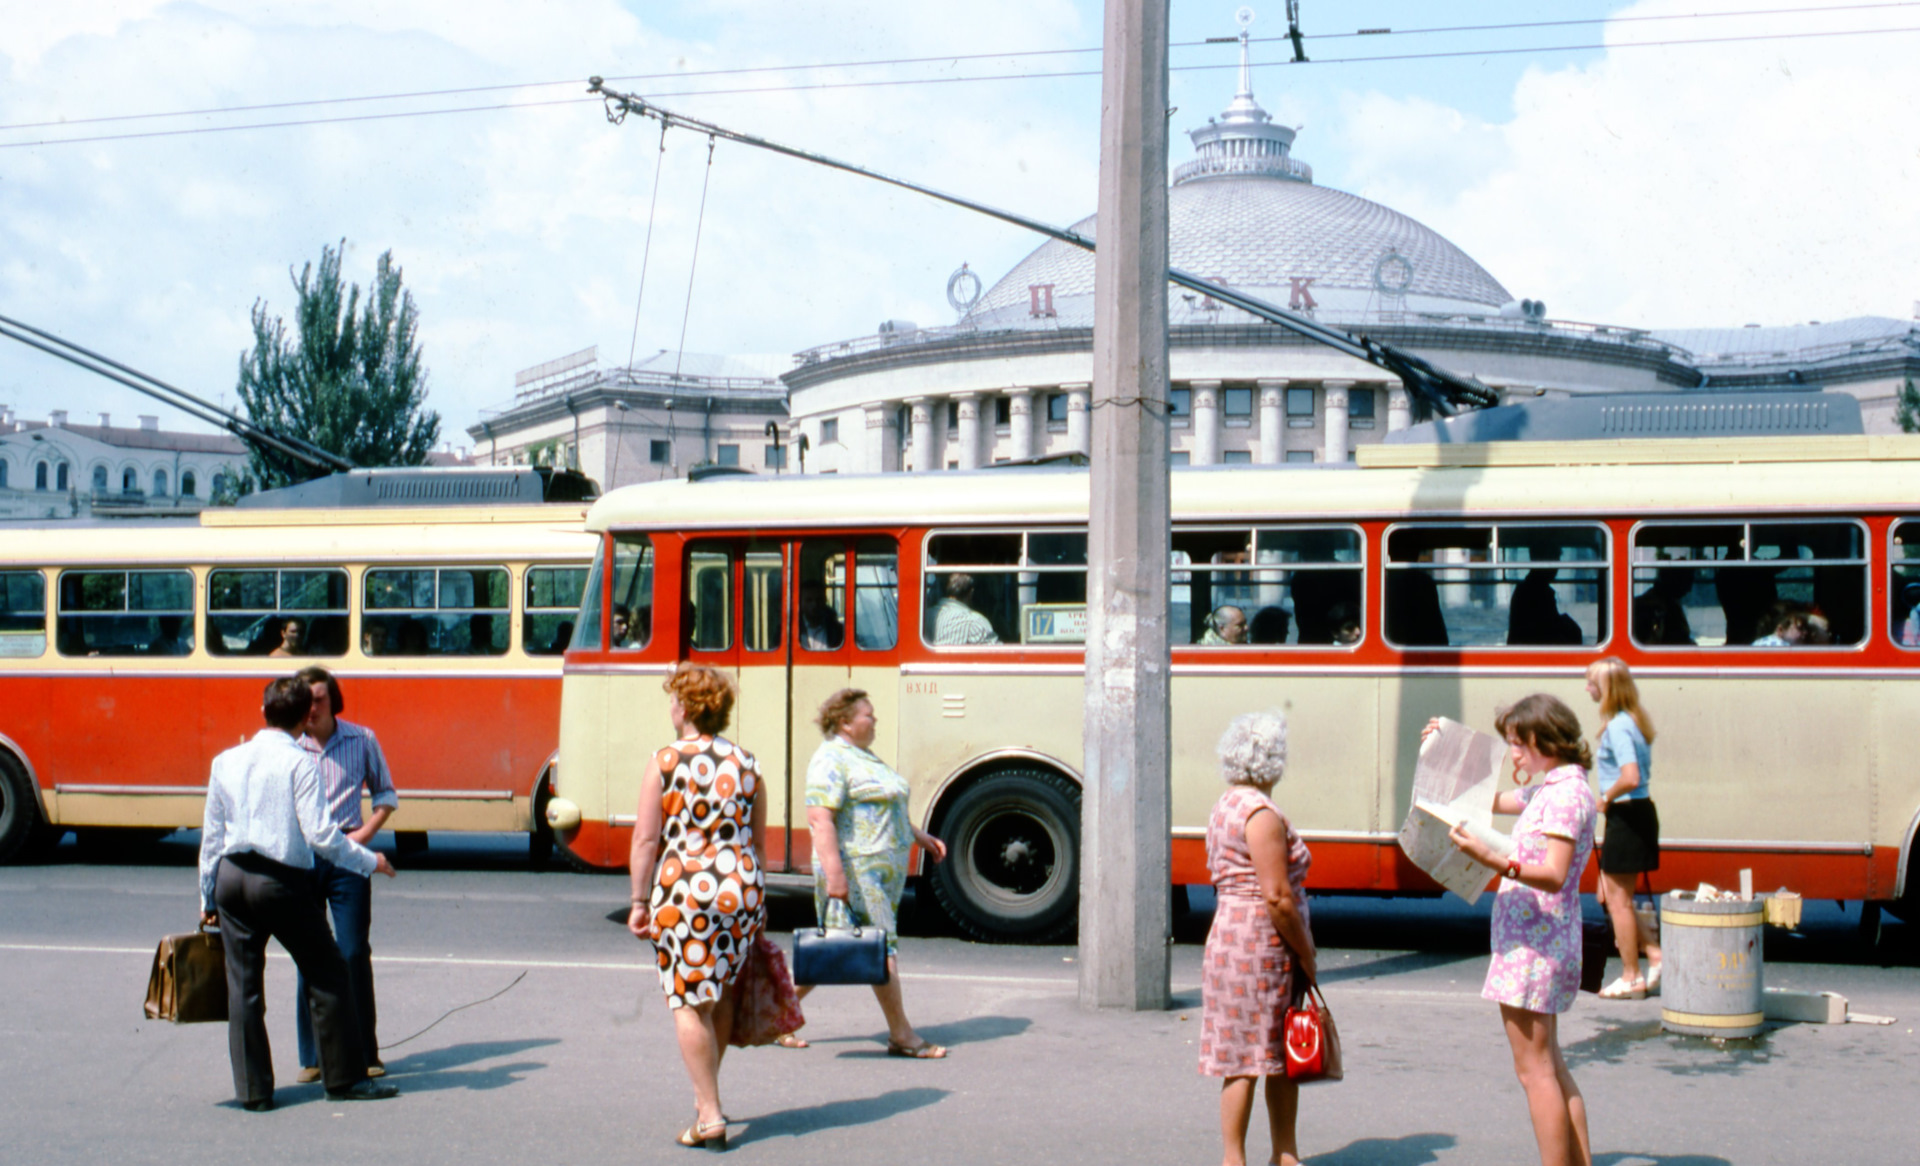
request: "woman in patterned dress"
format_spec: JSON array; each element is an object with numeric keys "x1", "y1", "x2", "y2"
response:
[
  {"x1": 1431, "y1": 695, "x2": 1597, "y2": 1166},
  {"x1": 779, "y1": 688, "x2": 950, "y2": 1057},
  {"x1": 627, "y1": 663, "x2": 766, "y2": 1151},
  {"x1": 1199, "y1": 710, "x2": 1315, "y2": 1166}
]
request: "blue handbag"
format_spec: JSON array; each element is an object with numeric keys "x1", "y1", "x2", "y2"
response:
[{"x1": 792, "y1": 897, "x2": 890, "y2": 986}]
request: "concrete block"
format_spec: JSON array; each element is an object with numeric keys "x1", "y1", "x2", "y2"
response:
[{"x1": 1762, "y1": 988, "x2": 1846, "y2": 1024}]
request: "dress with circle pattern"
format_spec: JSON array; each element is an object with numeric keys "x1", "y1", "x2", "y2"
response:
[{"x1": 647, "y1": 734, "x2": 765, "y2": 1009}]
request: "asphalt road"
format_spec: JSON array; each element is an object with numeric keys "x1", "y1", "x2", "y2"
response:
[{"x1": 2, "y1": 831, "x2": 1915, "y2": 1165}]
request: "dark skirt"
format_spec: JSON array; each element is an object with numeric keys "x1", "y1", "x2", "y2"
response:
[{"x1": 1600, "y1": 798, "x2": 1660, "y2": 874}]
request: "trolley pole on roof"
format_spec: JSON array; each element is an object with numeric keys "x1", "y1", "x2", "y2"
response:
[{"x1": 1079, "y1": 0, "x2": 1173, "y2": 1012}]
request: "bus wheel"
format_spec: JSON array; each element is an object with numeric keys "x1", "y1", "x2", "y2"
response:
[
  {"x1": 929, "y1": 768, "x2": 1080, "y2": 943},
  {"x1": 0, "y1": 753, "x2": 57, "y2": 864}
]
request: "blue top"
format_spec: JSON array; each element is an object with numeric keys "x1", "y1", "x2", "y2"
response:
[{"x1": 1595, "y1": 711, "x2": 1652, "y2": 801}]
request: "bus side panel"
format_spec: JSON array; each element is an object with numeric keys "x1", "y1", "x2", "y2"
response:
[
  {"x1": 0, "y1": 674, "x2": 54, "y2": 810},
  {"x1": 50, "y1": 671, "x2": 210, "y2": 827},
  {"x1": 898, "y1": 669, "x2": 1083, "y2": 835},
  {"x1": 1871, "y1": 664, "x2": 1920, "y2": 901}
]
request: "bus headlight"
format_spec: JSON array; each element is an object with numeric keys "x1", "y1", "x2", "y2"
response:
[{"x1": 545, "y1": 797, "x2": 582, "y2": 835}]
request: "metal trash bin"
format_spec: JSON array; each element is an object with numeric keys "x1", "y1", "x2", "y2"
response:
[{"x1": 1660, "y1": 894, "x2": 1764, "y2": 1038}]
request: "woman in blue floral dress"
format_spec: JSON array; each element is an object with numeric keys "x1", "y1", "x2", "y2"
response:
[
  {"x1": 1430, "y1": 695, "x2": 1597, "y2": 1166},
  {"x1": 780, "y1": 688, "x2": 950, "y2": 1057}
]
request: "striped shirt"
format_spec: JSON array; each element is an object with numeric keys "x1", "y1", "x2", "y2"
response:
[
  {"x1": 198, "y1": 729, "x2": 378, "y2": 911},
  {"x1": 301, "y1": 719, "x2": 399, "y2": 831}
]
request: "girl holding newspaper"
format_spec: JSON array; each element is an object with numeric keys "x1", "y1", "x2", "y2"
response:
[{"x1": 1424, "y1": 696, "x2": 1597, "y2": 1166}]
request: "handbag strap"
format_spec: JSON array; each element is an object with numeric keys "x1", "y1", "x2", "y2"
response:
[{"x1": 821, "y1": 894, "x2": 863, "y2": 937}]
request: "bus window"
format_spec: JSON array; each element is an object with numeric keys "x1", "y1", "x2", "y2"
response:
[
  {"x1": 923, "y1": 529, "x2": 1086, "y2": 646},
  {"x1": 1632, "y1": 520, "x2": 1865, "y2": 648},
  {"x1": 744, "y1": 541, "x2": 783, "y2": 652},
  {"x1": 608, "y1": 535, "x2": 653, "y2": 650},
  {"x1": 797, "y1": 541, "x2": 845, "y2": 652},
  {"x1": 363, "y1": 567, "x2": 509, "y2": 656},
  {"x1": 0, "y1": 570, "x2": 47, "y2": 658},
  {"x1": 525, "y1": 565, "x2": 589, "y2": 655},
  {"x1": 208, "y1": 568, "x2": 349, "y2": 657},
  {"x1": 1893, "y1": 521, "x2": 1920, "y2": 648},
  {"x1": 1385, "y1": 524, "x2": 1608, "y2": 649},
  {"x1": 853, "y1": 537, "x2": 899, "y2": 651},
  {"x1": 685, "y1": 544, "x2": 732, "y2": 652},
  {"x1": 57, "y1": 569, "x2": 195, "y2": 656},
  {"x1": 1172, "y1": 526, "x2": 1362, "y2": 646}
]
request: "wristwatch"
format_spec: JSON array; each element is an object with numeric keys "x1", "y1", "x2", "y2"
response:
[{"x1": 1505, "y1": 860, "x2": 1522, "y2": 882}]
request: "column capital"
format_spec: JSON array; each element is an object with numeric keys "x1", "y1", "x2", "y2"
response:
[
  {"x1": 1186, "y1": 378, "x2": 1223, "y2": 389},
  {"x1": 949, "y1": 389, "x2": 980, "y2": 401},
  {"x1": 1007, "y1": 386, "x2": 1035, "y2": 398}
]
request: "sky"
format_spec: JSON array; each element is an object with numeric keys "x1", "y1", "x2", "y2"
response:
[{"x1": 2, "y1": 1, "x2": 1917, "y2": 444}]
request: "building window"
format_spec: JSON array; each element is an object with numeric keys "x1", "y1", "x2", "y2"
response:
[
  {"x1": 716, "y1": 444, "x2": 740, "y2": 467},
  {"x1": 1286, "y1": 450, "x2": 1315, "y2": 463},
  {"x1": 57, "y1": 463, "x2": 70, "y2": 491},
  {"x1": 1222, "y1": 450, "x2": 1253, "y2": 464},
  {"x1": 1047, "y1": 394, "x2": 1068, "y2": 424},
  {"x1": 35, "y1": 463, "x2": 48, "y2": 491},
  {"x1": 649, "y1": 439, "x2": 671, "y2": 464},
  {"x1": 1168, "y1": 386, "x2": 1192, "y2": 418},
  {"x1": 764, "y1": 444, "x2": 786, "y2": 469},
  {"x1": 1287, "y1": 386, "x2": 1316, "y2": 428},
  {"x1": 1349, "y1": 388, "x2": 1377, "y2": 421},
  {"x1": 946, "y1": 401, "x2": 958, "y2": 429},
  {"x1": 995, "y1": 397, "x2": 1011, "y2": 428},
  {"x1": 92, "y1": 465, "x2": 108, "y2": 493},
  {"x1": 1223, "y1": 387, "x2": 1253, "y2": 417},
  {"x1": 180, "y1": 470, "x2": 196, "y2": 496},
  {"x1": 0, "y1": 461, "x2": 7, "y2": 489},
  {"x1": 121, "y1": 467, "x2": 137, "y2": 494},
  {"x1": 211, "y1": 472, "x2": 227, "y2": 498},
  {"x1": 152, "y1": 469, "x2": 168, "y2": 496},
  {"x1": 822, "y1": 418, "x2": 840, "y2": 444},
  {"x1": 1170, "y1": 450, "x2": 1191, "y2": 466}
]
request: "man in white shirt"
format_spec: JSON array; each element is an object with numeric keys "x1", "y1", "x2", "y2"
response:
[
  {"x1": 930, "y1": 573, "x2": 1000, "y2": 645},
  {"x1": 197, "y1": 676, "x2": 399, "y2": 1111}
]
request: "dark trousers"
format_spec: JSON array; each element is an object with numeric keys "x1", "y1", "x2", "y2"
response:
[
  {"x1": 295, "y1": 857, "x2": 377, "y2": 1069},
  {"x1": 214, "y1": 852, "x2": 368, "y2": 1102}
]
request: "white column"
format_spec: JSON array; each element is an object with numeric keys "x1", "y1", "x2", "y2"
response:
[
  {"x1": 863, "y1": 402, "x2": 898, "y2": 473},
  {"x1": 1189, "y1": 379, "x2": 1220, "y2": 465},
  {"x1": 907, "y1": 396, "x2": 934, "y2": 472},
  {"x1": 1322, "y1": 379, "x2": 1353, "y2": 464},
  {"x1": 1065, "y1": 383, "x2": 1091, "y2": 455},
  {"x1": 954, "y1": 391, "x2": 982, "y2": 470},
  {"x1": 1256, "y1": 378, "x2": 1286, "y2": 464},
  {"x1": 1387, "y1": 384, "x2": 1412, "y2": 433},
  {"x1": 1009, "y1": 388, "x2": 1035, "y2": 461}
]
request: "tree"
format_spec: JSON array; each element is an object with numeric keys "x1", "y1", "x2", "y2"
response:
[
  {"x1": 1897, "y1": 376, "x2": 1920, "y2": 435},
  {"x1": 235, "y1": 240, "x2": 441, "y2": 488}
]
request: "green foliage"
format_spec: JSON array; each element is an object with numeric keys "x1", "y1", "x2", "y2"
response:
[
  {"x1": 1897, "y1": 376, "x2": 1920, "y2": 435},
  {"x1": 235, "y1": 240, "x2": 441, "y2": 487}
]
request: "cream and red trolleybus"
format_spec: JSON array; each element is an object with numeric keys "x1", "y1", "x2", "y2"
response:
[
  {"x1": 0, "y1": 468, "x2": 596, "y2": 861},
  {"x1": 547, "y1": 436, "x2": 1920, "y2": 940}
]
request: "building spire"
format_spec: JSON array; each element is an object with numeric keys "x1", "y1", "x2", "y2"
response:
[
  {"x1": 1236, "y1": 6, "x2": 1256, "y2": 104},
  {"x1": 1173, "y1": 7, "x2": 1313, "y2": 186}
]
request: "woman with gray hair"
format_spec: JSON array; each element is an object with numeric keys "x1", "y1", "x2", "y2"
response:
[{"x1": 1199, "y1": 710, "x2": 1316, "y2": 1166}]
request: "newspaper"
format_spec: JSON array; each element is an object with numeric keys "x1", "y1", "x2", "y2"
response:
[{"x1": 1395, "y1": 718, "x2": 1515, "y2": 905}]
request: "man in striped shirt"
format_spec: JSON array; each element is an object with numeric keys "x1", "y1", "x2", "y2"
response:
[{"x1": 292, "y1": 666, "x2": 400, "y2": 1084}]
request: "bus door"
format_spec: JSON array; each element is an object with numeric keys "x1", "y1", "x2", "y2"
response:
[
  {"x1": 680, "y1": 538, "x2": 793, "y2": 865},
  {"x1": 782, "y1": 536, "x2": 903, "y2": 874}
]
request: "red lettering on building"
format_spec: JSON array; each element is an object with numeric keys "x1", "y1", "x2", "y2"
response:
[
  {"x1": 1288, "y1": 277, "x2": 1317, "y2": 311},
  {"x1": 1028, "y1": 284, "x2": 1057, "y2": 318}
]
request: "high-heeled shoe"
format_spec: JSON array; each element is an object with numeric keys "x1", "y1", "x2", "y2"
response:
[{"x1": 676, "y1": 1118, "x2": 729, "y2": 1152}]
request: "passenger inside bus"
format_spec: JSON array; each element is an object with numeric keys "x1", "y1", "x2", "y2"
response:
[
  {"x1": 1248, "y1": 606, "x2": 1290, "y2": 644},
  {"x1": 1632, "y1": 568, "x2": 1697, "y2": 646},
  {"x1": 1384, "y1": 569, "x2": 1449, "y2": 647},
  {"x1": 1506, "y1": 568, "x2": 1585, "y2": 646},
  {"x1": 361, "y1": 623, "x2": 389, "y2": 656},
  {"x1": 1895, "y1": 582, "x2": 1920, "y2": 646},
  {"x1": 1328, "y1": 603, "x2": 1362, "y2": 646},
  {"x1": 269, "y1": 617, "x2": 305, "y2": 657},
  {"x1": 930, "y1": 574, "x2": 1001, "y2": 645},
  {"x1": 798, "y1": 580, "x2": 845, "y2": 651},
  {"x1": 1199, "y1": 605, "x2": 1247, "y2": 645}
]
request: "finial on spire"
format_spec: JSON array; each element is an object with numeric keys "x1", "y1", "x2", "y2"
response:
[{"x1": 1235, "y1": 7, "x2": 1255, "y2": 100}]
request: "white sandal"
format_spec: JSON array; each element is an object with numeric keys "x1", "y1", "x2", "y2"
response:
[
  {"x1": 1645, "y1": 962, "x2": 1662, "y2": 993},
  {"x1": 1598, "y1": 974, "x2": 1648, "y2": 1000}
]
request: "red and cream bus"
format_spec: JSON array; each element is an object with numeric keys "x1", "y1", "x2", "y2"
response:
[
  {"x1": 548, "y1": 437, "x2": 1920, "y2": 940},
  {"x1": 0, "y1": 469, "x2": 596, "y2": 862}
]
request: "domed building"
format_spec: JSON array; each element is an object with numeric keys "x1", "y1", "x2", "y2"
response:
[{"x1": 782, "y1": 36, "x2": 1910, "y2": 473}]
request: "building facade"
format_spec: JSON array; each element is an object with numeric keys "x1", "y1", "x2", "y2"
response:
[{"x1": 0, "y1": 406, "x2": 249, "y2": 519}]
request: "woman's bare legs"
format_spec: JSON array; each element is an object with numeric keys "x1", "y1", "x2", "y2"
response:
[
  {"x1": 671, "y1": 994, "x2": 729, "y2": 1129},
  {"x1": 1501, "y1": 1005, "x2": 1590, "y2": 1166},
  {"x1": 787, "y1": 959, "x2": 931, "y2": 1049},
  {"x1": 1599, "y1": 871, "x2": 1644, "y2": 981},
  {"x1": 1219, "y1": 1075, "x2": 1257, "y2": 1166},
  {"x1": 1264, "y1": 1073, "x2": 1301, "y2": 1165}
]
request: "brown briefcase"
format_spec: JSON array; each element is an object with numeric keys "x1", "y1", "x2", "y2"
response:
[{"x1": 144, "y1": 924, "x2": 228, "y2": 1023}]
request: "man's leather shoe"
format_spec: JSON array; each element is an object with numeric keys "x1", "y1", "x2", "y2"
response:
[
  {"x1": 295, "y1": 1067, "x2": 322, "y2": 1084},
  {"x1": 325, "y1": 1079, "x2": 399, "y2": 1102},
  {"x1": 242, "y1": 1097, "x2": 274, "y2": 1112}
]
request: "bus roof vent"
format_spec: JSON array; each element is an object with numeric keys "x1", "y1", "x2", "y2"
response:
[
  {"x1": 688, "y1": 465, "x2": 758, "y2": 482},
  {"x1": 234, "y1": 466, "x2": 595, "y2": 508},
  {"x1": 1385, "y1": 391, "x2": 1863, "y2": 445}
]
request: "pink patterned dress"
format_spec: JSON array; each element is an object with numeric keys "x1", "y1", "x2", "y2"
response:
[
  {"x1": 1199, "y1": 785, "x2": 1313, "y2": 1077},
  {"x1": 1482, "y1": 764, "x2": 1597, "y2": 1014}
]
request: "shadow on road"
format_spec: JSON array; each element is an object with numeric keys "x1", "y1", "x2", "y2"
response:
[
  {"x1": 367, "y1": 1037, "x2": 560, "y2": 1094},
  {"x1": 732, "y1": 1086, "x2": 948, "y2": 1145},
  {"x1": 1593, "y1": 1154, "x2": 1733, "y2": 1166},
  {"x1": 1306, "y1": 1132, "x2": 1456, "y2": 1165}
]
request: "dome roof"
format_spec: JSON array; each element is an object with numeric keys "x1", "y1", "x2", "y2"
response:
[{"x1": 964, "y1": 33, "x2": 1509, "y2": 330}]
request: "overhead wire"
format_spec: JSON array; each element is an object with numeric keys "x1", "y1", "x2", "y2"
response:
[
  {"x1": 626, "y1": 119, "x2": 670, "y2": 371},
  {"x1": 6, "y1": 18, "x2": 1920, "y2": 151},
  {"x1": 2, "y1": 2, "x2": 1913, "y2": 136}
]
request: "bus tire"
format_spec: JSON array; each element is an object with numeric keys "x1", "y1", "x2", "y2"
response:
[
  {"x1": 0, "y1": 752, "x2": 56, "y2": 865},
  {"x1": 929, "y1": 767, "x2": 1080, "y2": 944}
]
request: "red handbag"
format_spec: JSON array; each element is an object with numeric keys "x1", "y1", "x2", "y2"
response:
[{"x1": 1283, "y1": 972, "x2": 1343, "y2": 1084}]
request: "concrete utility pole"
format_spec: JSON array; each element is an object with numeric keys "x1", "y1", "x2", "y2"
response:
[{"x1": 1079, "y1": 0, "x2": 1172, "y2": 1012}]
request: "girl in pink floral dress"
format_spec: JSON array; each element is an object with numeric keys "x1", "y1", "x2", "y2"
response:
[
  {"x1": 1199, "y1": 710, "x2": 1315, "y2": 1166},
  {"x1": 1434, "y1": 695, "x2": 1597, "y2": 1166}
]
